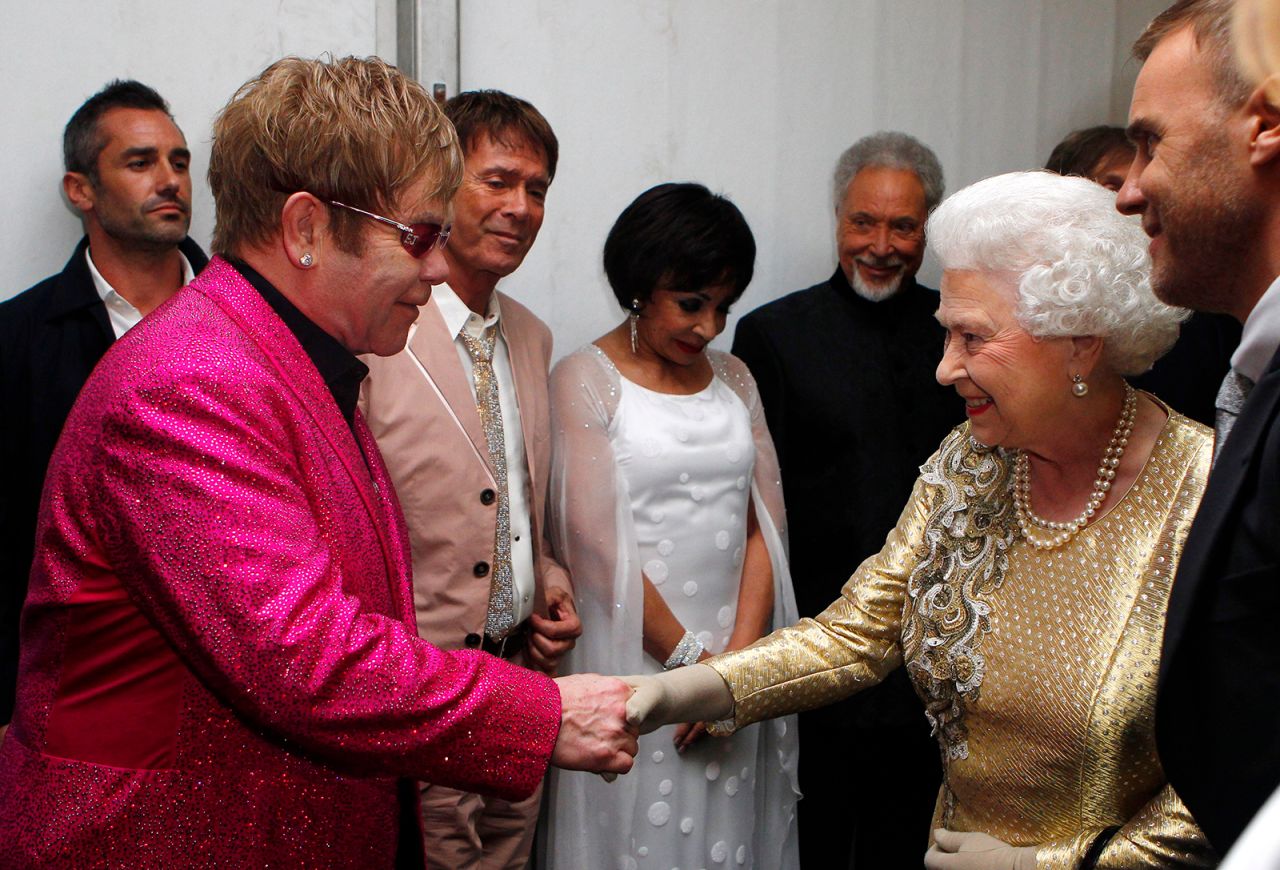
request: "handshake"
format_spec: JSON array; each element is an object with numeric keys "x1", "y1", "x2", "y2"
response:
[{"x1": 549, "y1": 665, "x2": 734, "y2": 774}]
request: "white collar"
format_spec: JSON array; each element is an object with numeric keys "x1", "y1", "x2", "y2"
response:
[
  {"x1": 1231, "y1": 273, "x2": 1280, "y2": 382},
  {"x1": 432, "y1": 282, "x2": 502, "y2": 341},
  {"x1": 86, "y1": 247, "x2": 195, "y2": 310}
]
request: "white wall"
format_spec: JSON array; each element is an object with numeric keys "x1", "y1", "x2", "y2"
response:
[
  {"x1": 2, "y1": 0, "x2": 1168, "y2": 367},
  {"x1": 0, "y1": 0, "x2": 394, "y2": 298},
  {"x1": 456, "y1": 0, "x2": 1169, "y2": 358}
]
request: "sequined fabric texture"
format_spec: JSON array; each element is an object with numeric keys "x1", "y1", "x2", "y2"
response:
[
  {"x1": 0, "y1": 258, "x2": 561, "y2": 867},
  {"x1": 709, "y1": 415, "x2": 1217, "y2": 867},
  {"x1": 461, "y1": 325, "x2": 516, "y2": 639}
]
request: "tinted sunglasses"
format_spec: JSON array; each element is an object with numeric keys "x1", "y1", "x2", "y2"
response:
[{"x1": 326, "y1": 199, "x2": 451, "y2": 258}]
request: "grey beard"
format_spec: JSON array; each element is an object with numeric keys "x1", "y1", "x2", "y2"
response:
[{"x1": 850, "y1": 267, "x2": 903, "y2": 301}]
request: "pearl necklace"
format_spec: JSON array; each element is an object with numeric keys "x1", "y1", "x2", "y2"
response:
[{"x1": 1013, "y1": 383, "x2": 1137, "y2": 550}]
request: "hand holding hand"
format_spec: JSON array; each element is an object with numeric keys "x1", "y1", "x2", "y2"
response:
[
  {"x1": 623, "y1": 664, "x2": 734, "y2": 735},
  {"x1": 550, "y1": 673, "x2": 637, "y2": 775},
  {"x1": 527, "y1": 588, "x2": 582, "y2": 675},
  {"x1": 923, "y1": 829, "x2": 1038, "y2": 870}
]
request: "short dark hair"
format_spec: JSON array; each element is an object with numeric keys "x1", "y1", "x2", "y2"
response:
[
  {"x1": 443, "y1": 89, "x2": 559, "y2": 182},
  {"x1": 1044, "y1": 125, "x2": 1135, "y2": 177},
  {"x1": 1133, "y1": 0, "x2": 1252, "y2": 107},
  {"x1": 603, "y1": 183, "x2": 756, "y2": 311},
  {"x1": 63, "y1": 80, "x2": 174, "y2": 180}
]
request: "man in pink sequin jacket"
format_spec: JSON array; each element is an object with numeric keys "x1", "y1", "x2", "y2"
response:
[{"x1": 0, "y1": 57, "x2": 636, "y2": 868}]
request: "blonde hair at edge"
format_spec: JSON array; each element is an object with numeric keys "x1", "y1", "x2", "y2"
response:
[
  {"x1": 1235, "y1": 0, "x2": 1280, "y2": 100},
  {"x1": 207, "y1": 55, "x2": 463, "y2": 257}
]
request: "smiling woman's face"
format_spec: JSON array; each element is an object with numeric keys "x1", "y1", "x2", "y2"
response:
[
  {"x1": 934, "y1": 269, "x2": 1077, "y2": 451},
  {"x1": 634, "y1": 282, "x2": 737, "y2": 368}
]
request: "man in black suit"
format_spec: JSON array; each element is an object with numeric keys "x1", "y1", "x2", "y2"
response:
[
  {"x1": 0, "y1": 80, "x2": 207, "y2": 729},
  {"x1": 731, "y1": 131, "x2": 960, "y2": 869},
  {"x1": 1117, "y1": 0, "x2": 1280, "y2": 855}
]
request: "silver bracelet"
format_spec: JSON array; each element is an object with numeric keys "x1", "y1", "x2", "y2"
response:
[{"x1": 663, "y1": 630, "x2": 704, "y2": 670}]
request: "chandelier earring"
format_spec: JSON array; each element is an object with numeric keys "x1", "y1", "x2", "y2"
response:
[
  {"x1": 1071, "y1": 374, "x2": 1088, "y2": 397},
  {"x1": 629, "y1": 299, "x2": 642, "y2": 354}
]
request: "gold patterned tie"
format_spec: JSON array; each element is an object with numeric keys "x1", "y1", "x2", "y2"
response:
[{"x1": 461, "y1": 325, "x2": 515, "y2": 640}]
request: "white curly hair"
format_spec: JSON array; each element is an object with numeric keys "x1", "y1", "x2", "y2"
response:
[{"x1": 926, "y1": 170, "x2": 1188, "y2": 376}]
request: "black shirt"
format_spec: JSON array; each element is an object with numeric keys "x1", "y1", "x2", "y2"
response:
[{"x1": 226, "y1": 258, "x2": 368, "y2": 432}]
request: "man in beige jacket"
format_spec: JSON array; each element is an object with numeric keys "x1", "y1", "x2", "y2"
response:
[{"x1": 360, "y1": 90, "x2": 580, "y2": 869}]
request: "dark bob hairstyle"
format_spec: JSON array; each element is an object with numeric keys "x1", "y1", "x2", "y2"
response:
[{"x1": 603, "y1": 182, "x2": 755, "y2": 310}]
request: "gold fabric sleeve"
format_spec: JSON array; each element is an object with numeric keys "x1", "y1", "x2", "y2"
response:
[{"x1": 706, "y1": 473, "x2": 933, "y2": 729}]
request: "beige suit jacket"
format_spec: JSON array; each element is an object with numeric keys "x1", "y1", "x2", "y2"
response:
[{"x1": 359, "y1": 291, "x2": 572, "y2": 653}]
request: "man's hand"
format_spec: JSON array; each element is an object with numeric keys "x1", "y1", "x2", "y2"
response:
[
  {"x1": 528, "y1": 588, "x2": 582, "y2": 675},
  {"x1": 550, "y1": 673, "x2": 637, "y2": 775},
  {"x1": 924, "y1": 829, "x2": 1038, "y2": 870}
]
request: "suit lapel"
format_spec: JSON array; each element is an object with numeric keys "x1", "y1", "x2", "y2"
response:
[
  {"x1": 192, "y1": 259, "x2": 398, "y2": 584},
  {"x1": 499, "y1": 303, "x2": 541, "y2": 490},
  {"x1": 354, "y1": 412, "x2": 415, "y2": 623},
  {"x1": 406, "y1": 301, "x2": 495, "y2": 476},
  {"x1": 1162, "y1": 350, "x2": 1280, "y2": 680}
]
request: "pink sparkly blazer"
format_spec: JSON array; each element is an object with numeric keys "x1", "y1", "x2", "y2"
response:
[{"x1": 0, "y1": 257, "x2": 561, "y2": 867}]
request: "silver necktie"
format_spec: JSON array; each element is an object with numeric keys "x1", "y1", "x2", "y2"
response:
[
  {"x1": 461, "y1": 325, "x2": 515, "y2": 639},
  {"x1": 1213, "y1": 368, "x2": 1255, "y2": 466}
]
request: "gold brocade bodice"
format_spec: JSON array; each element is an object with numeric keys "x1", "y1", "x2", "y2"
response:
[{"x1": 708, "y1": 415, "x2": 1217, "y2": 868}]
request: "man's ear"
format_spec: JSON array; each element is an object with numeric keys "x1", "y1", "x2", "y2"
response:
[
  {"x1": 1246, "y1": 79, "x2": 1280, "y2": 168},
  {"x1": 279, "y1": 193, "x2": 325, "y2": 270},
  {"x1": 63, "y1": 172, "x2": 94, "y2": 214}
]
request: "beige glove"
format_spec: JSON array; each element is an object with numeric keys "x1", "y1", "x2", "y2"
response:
[
  {"x1": 924, "y1": 829, "x2": 1038, "y2": 870},
  {"x1": 622, "y1": 664, "x2": 734, "y2": 733}
]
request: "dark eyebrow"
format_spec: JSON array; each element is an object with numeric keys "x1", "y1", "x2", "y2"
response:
[
  {"x1": 120, "y1": 146, "x2": 191, "y2": 161},
  {"x1": 1125, "y1": 119, "x2": 1158, "y2": 143}
]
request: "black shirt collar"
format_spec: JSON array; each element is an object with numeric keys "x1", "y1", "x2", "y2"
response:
[{"x1": 227, "y1": 258, "x2": 368, "y2": 430}]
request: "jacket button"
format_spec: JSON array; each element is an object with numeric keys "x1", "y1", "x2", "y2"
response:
[
  {"x1": 473, "y1": 561, "x2": 490, "y2": 577},
  {"x1": 480, "y1": 488, "x2": 496, "y2": 505},
  {"x1": 464, "y1": 633, "x2": 482, "y2": 648}
]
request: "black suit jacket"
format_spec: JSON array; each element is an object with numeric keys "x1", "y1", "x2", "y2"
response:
[
  {"x1": 1156, "y1": 341, "x2": 1280, "y2": 853},
  {"x1": 733, "y1": 269, "x2": 962, "y2": 618},
  {"x1": 0, "y1": 235, "x2": 209, "y2": 721}
]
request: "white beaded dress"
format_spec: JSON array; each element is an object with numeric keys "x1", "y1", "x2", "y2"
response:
[{"x1": 542, "y1": 346, "x2": 800, "y2": 870}]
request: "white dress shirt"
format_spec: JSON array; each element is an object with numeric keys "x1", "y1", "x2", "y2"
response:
[
  {"x1": 1231, "y1": 273, "x2": 1280, "y2": 384},
  {"x1": 432, "y1": 282, "x2": 535, "y2": 626},
  {"x1": 86, "y1": 248, "x2": 196, "y2": 340}
]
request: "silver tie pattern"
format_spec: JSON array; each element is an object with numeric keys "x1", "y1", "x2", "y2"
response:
[
  {"x1": 461, "y1": 325, "x2": 515, "y2": 639},
  {"x1": 1213, "y1": 368, "x2": 1255, "y2": 466}
]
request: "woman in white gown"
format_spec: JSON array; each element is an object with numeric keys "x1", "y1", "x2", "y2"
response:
[{"x1": 543, "y1": 183, "x2": 800, "y2": 870}]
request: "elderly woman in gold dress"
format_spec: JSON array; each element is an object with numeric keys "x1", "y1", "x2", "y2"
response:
[{"x1": 626, "y1": 171, "x2": 1217, "y2": 869}]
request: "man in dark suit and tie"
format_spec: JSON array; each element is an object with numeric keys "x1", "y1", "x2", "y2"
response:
[
  {"x1": 731, "y1": 131, "x2": 961, "y2": 869},
  {"x1": 0, "y1": 80, "x2": 208, "y2": 731},
  {"x1": 1117, "y1": 0, "x2": 1280, "y2": 855}
]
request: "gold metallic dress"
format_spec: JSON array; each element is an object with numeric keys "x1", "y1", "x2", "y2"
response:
[{"x1": 708, "y1": 413, "x2": 1217, "y2": 868}]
